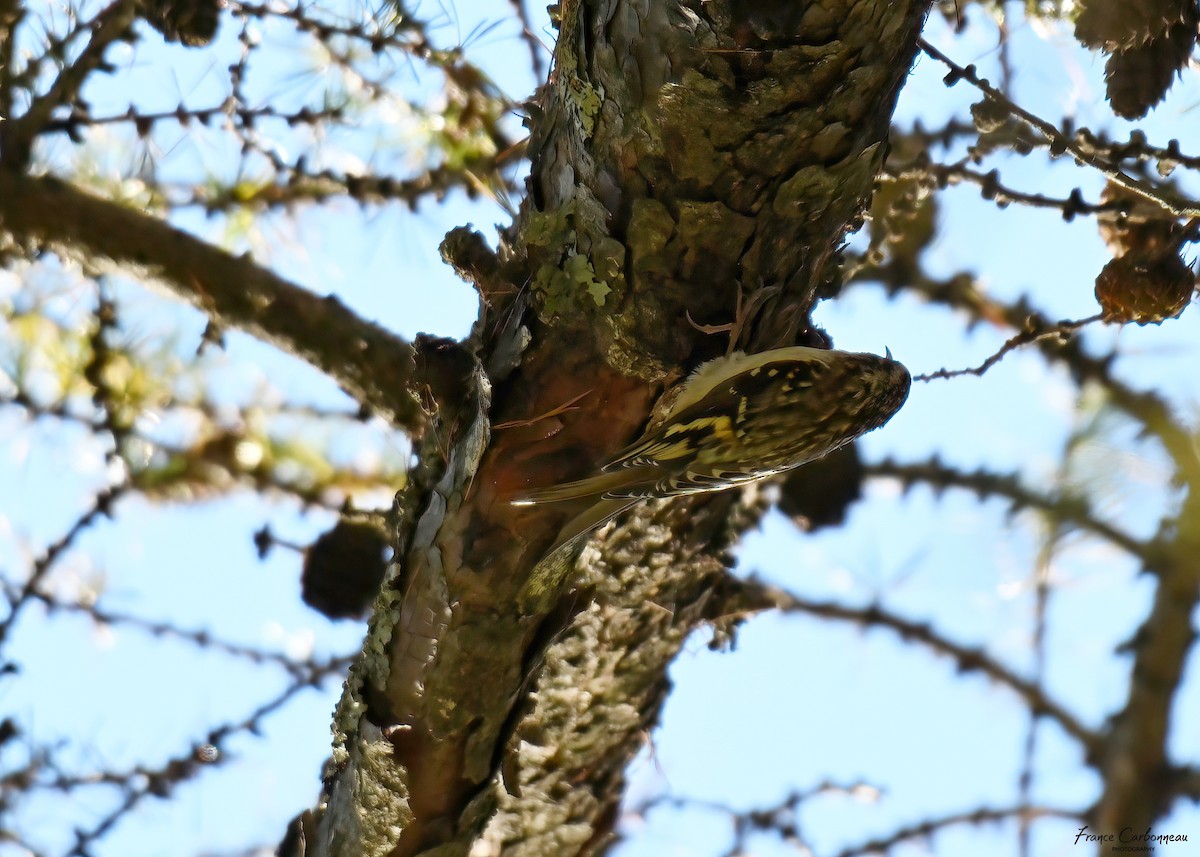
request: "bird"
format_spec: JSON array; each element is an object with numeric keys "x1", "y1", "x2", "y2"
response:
[{"x1": 511, "y1": 345, "x2": 911, "y2": 607}]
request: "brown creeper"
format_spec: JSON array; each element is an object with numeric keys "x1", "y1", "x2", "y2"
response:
[{"x1": 513, "y1": 346, "x2": 911, "y2": 598}]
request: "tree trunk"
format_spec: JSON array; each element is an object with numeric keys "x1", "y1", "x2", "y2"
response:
[{"x1": 307, "y1": 1, "x2": 933, "y2": 854}]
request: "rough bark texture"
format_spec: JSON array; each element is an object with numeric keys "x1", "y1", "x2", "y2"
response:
[{"x1": 307, "y1": 1, "x2": 932, "y2": 855}]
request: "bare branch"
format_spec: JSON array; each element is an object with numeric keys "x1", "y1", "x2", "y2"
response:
[
  {"x1": 858, "y1": 265, "x2": 1200, "y2": 472},
  {"x1": 865, "y1": 456, "x2": 1150, "y2": 559},
  {"x1": 0, "y1": 171, "x2": 426, "y2": 431},
  {"x1": 1169, "y1": 766, "x2": 1200, "y2": 801},
  {"x1": 505, "y1": 0, "x2": 547, "y2": 82},
  {"x1": 914, "y1": 313, "x2": 1104, "y2": 382},
  {"x1": 918, "y1": 39, "x2": 1200, "y2": 219},
  {"x1": 721, "y1": 577, "x2": 1101, "y2": 755},
  {"x1": 832, "y1": 805, "x2": 1083, "y2": 857},
  {"x1": 634, "y1": 782, "x2": 885, "y2": 857},
  {"x1": 0, "y1": 484, "x2": 126, "y2": 647},
  {"x1": 1094, "y1": 487, "x2": 1200, "y2": 831},
  {"x1": 30, "y1": 589, "x2": 355, "y2": 679},
  {"x1": 64, "y1": 665, "x2": 345, "y2": 856},
  {"x1": 889, "y1": 162, "x2": 1123, "y2": 218},
  {"x1": 1, "y1": 0, "x2": 141, "y2": 168}
]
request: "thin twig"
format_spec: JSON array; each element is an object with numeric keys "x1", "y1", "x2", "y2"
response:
[
  {"x1": 915, "y1": 314, "x2": 1103, "y2": 381},
  {"x1": 833, "y1": 804, "x2": 1082, "y2": 857},
  {"x1": 0, "y1": 485, "x2": 126, "y2": 647},
  {"x1": 506, "y1": 0, "x2": 547, "y2": 81},
  {"x1": 919, "y1": 38, "x2": 1200, "y2": 219},
  {"x1": 65, "y1": 663, "x2": 346, "y2": 855},
  {"x1": 2, "y1": 0, "x2": 142, "y2": 168}
]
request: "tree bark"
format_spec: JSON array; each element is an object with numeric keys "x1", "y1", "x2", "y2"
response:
[{"x1": 308, "y1": 1, "x2": 933, "y2": 855}]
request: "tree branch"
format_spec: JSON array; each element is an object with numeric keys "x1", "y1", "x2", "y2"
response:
[
  {"x1": 1, "y1": 0, "x2": 141, "y2": 168},
  {"x1": 918, "y1": 38, "x2": 1200, "y2": 219},
  {"x1": 721, "y1": 577, "x2": 1102, "y2": 756},
  {"x1": 1093, "y1": 486, "x2": 1200, "y2": 831},
  {"x1": 0, "y1": 484, "x2": 126, "y2": 647},
  {"x1": 0, "y1": 170, "x2": 426, "y2": 431},
  {"x1": 861, "y1": 264, "x2": 1200, "y2": 472},
  {"x1": 832, "y1": 804, "x2": 1082, "y2": 857},
  {"x1": 913, "y1": 314, "x2": 1104, "y2": 382},
  {"x1": 866, "y1": 456, "x2": 1151, "y2": 560}
]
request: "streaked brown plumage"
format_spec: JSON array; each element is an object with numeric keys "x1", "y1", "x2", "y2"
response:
[
  {"x1": 513, "y1": 346, "x2": 911, "y2": 597},
  {"x1": 516, "y1": 346, "x2": 909, "y2": 502}
]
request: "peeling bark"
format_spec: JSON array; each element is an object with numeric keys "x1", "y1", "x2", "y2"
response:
[{"x1": 308, "y1": 1, "x2": 933, "y2": 855}]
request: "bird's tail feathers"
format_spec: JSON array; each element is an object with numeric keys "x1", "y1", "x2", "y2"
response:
[
  {"x1": 511, "y1": 467, "x2": 653, "y2": 505},
  {"x1": 517, "y1": 496, "x2": 638, "y2": 612}
]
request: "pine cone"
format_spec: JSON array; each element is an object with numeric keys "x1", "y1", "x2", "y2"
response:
[
  {"x1": 302, "y1": 519, "x2": 391, "y2": 619},
  {"x1": 1095, "y1": 251, "x2": 1195, "y2": 325},
  {"x1": 1076, "y1": 0, "x2": 1196, "y2": 50},
  {"x1": 1104, "y1": 14, "x2": 1198, "y2": 119},
  {"x1": 142, "y1": 0, "x2": 221, "y2": 46}
]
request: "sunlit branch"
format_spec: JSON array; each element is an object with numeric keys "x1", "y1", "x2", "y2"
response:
[
  {"x1": 40, "y1": 101, "x2": 351, "y2": 137},
  {"x1": 0, "y1": 171, "x2": 426, "y2": 432},
  {"x1": 1, "y1": 0, "x2": 141, "y2": 168},
  {"x1": 178, "y1": 162, "x2": 507, "y2": 215},
  {"x1": 918, "y1": 38, "x2": 1200, "y2": 220}
]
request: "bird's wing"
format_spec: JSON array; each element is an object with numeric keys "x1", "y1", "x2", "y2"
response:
[{"x1": 602, "y1": 413, "x2": 737, "y2": 471}]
